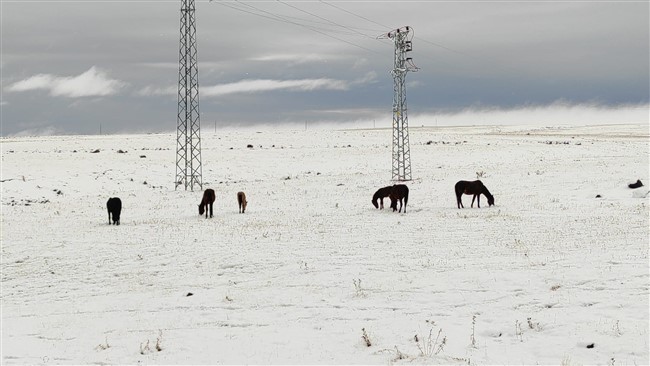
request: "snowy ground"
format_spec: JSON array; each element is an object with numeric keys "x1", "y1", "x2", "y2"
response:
[{"x1": 1, "y1": 124, "x2": 648, "y2": 365}]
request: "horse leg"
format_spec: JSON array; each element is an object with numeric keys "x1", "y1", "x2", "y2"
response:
[
  {"x1": 209, "y1": 203, "x2": 213, "y2": 218},
  {"x1": 476, "y1": 195, "x2": 481, "y2": 208},
  {"x1": 471, "y1": 195, "x2": 476, "y2": 208},
  {"x1": 380, "y1": 198, "x2": 384, "y2": 209},
  {"x1": 108, "y1": 211, "x2": 111, "y2": 224}
]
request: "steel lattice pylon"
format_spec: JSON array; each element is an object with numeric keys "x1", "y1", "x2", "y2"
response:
[
  {"x1": 175, "y1": 0, "x2": 202, "y2": 191},
  {"x1": 380, "y1": 26, "x2": 419, "y2": 181}
]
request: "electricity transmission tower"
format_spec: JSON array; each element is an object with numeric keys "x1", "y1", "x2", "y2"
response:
[
  {"x1": 379, "y1": 26, "x2": 419, "y2": 181},
  {"x1": 175, "y1": 0, "x2": 202, "y2": 191}
]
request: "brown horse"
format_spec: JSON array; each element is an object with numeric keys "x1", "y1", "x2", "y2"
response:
[
  {"x1": 198, "y1": 189, "x2": 216, "y2": 218},
  {"x1": 389, "y1": 184, "x2": 409, "y2": 213},
  {"x1": 455, "y1": 180, "x2": 494, "y2": 209},
  {"x1": 237, "y1": 191, "x2": 247, "y2": 213},
  {"x1": 372, "y1": 186, "x2": 393, "y2": 209}
]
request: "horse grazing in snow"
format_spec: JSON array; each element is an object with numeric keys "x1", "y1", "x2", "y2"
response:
[
  {"x1": 106, "y1": 197, "x2": 122, "y2": 225},
  {"x1": 389, "y1": 184, "x2": 409, "y2": 213},
  {"x1": 199, "y1": 189, "x2": 216, "y2": 218},
  {"x1": 372, "y1": 186, "x2": 393, "y2": 209},
  {"x1": 237, "y1": 191, "x2": 247, "y2": 213},
  {"x1": 628, "y1": 179, "x2": 644, "y2": 189},
  {"x1": 455, "y1": 180, "x2": 494, "y2": 209}
]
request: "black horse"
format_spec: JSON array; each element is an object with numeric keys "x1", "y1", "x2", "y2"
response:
[
  {"x1": 455, "y1": 180, "x2": 494, "y2": 209},
  {"x1": 389, "y1": 184, "x2": 409, "y2": 213},
  {"x1": 106, "y1": 197, "x2": 122, "y2": 225},
  {"x1": 372, "y1": 186, "x2": 393, "y2": 209},
  {"x1": 628, "y1": 179, "x2": 644, "y2": 189},
  {"x1": 199, "y1": 189, "x2": 216, "y2": 218}
]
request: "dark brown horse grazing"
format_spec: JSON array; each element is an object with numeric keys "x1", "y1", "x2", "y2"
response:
[
  {"x1": 389, "y1": 184, "x2": 409, "y2": 213},
  {"x1": 628, "y1": 179, "x2": 644, "y2": 189},
  {"x1": 372, "y1": 186, "x2": 393, "y2": 209},
  {"x1": 455, "y1": 180, "x2": 494, "y2": 209},
  {"x1": 237, "y1": 191, "x2": 247, "y2": 213},
  {"x1": 198, "y1": 189, "x2": 216, "y2": 218}
]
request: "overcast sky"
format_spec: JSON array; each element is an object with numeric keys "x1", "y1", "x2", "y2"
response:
[{"x1": 1, "y1": 0, "x2": 648, "y2": 136}]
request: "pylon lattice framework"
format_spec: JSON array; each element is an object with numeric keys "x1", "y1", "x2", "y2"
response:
[
  {"x1": 175, "y1": 0, "x2": 203, "y2": 191},
  {"x1": 381, "y1": 26, "x2": 419, "y2": 181}
]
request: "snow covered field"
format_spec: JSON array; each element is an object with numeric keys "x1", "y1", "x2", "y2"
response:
[{"x1": 1, "y1": 124, "x2": 648, "y2": 365}]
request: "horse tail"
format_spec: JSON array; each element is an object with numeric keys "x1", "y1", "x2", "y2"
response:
[
  {"x1": 454, "y1": 181, "x2": 465, "y2": 208},
  {"x1": 454, "y1": 181, "x2": 462, "y2": 195}
]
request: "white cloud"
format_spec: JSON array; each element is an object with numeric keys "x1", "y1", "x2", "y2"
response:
[
  {"x1": 252, "y1": 54, "x2": 320, "y2": 63},
  {"x1": 136, "y1": 85, "x2": 176, "y2": 97},
  {"x1": 137, "y1": 74, "x2": 377, "y2": 99},
  {"x1": 353, "y1": 71, "x2": 378, "y2": 85},
  {"x1": 250, "y1": 53, "x2": 342, "y2": 65},
  {"x1": 201, "y1": 78, "x2": 349, "y2": 97},
  {"x1": 6, "y1": 67, "x2": 125, "y2": 98},
  {"x1": 353, "y1": 58, "x2": 369, "y2": 69},
  {"x1": 406, "y1": 80, "x2": 423, "y2": 89}
]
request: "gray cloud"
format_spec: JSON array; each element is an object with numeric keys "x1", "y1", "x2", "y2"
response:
[{"x1": 1, "y1": 1, "x2": 648, "y2": 136}]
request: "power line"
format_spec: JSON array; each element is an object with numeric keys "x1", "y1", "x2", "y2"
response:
[
  {"x1": 212, "y1": 0, "x2": 383, "y2": 54},
  {"x1": 276, "y1": 0, "x2": 382, "y2": 42},
  {"x1": 320, "y1": 0, "x2": 466, "y2": 57},
  {"x1": 213, "y1": 0, "x2": 530, "y2": 77},
  {"x1": 318, "y1": 0, "x2": 531, "y2": 77},
  {"x1": 319, "y1": 0, "x2": 391, "y2": 31},
  {"x1": 216, "y1": 0, "x2": 374, "y2": 35},
  {"x1": 318, "y1": 1, "x2": 478, "y2": 65}
]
